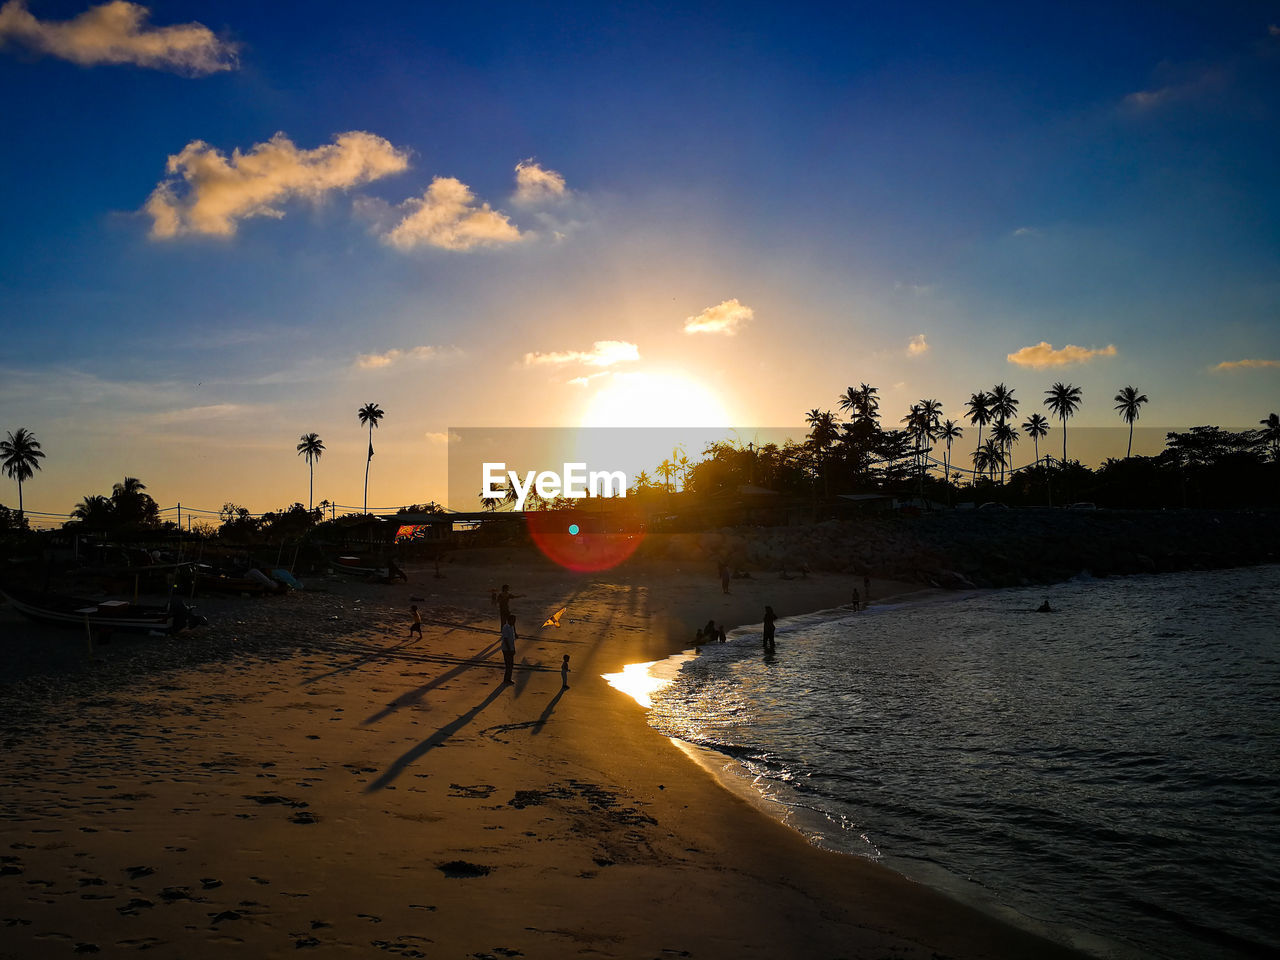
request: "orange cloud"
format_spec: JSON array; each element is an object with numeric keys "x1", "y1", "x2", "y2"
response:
[
  {"x1": 146, "y1": 131, "x2": 409, "y2": 238},
  {"x1": 1007, "y1": 341, "x2": 1117, "y2": 368},
  {"x1": 384, "y1": 177, "x2": 521, "y2": 251},
  {"x1": 513, "y1": 160, "x2": 568, "y2": 206},
  {"x1": 683, "y1": 299, "x2": 753, "y2": 335},
  {"x1": 524, "y1": 341, "x2": 639, "y2": 368},
  {"x1": 0, "y1": 0, "x2": 236, "y2": 74},
  {"x1": 907, "y1": 333, "x2": 929, "y2": 356},
  {"x1": 354, "y1": 346, "x2": 451, "y2": 370},
  {"x1": 1214, "y1": 358, "x2": 1279, "y2": 371}
]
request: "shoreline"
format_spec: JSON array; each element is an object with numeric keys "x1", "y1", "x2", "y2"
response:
[
  {"x1": 0, "y1": 545, "x2": 1091, "y2": 959},
  {"x1": 616, "y1": 591, "x2": 1137, "y2": 960}
]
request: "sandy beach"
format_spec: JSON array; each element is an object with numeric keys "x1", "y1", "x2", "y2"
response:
[{"x1": 0, "y1": 542, "x2": 1088, "y2": 959}]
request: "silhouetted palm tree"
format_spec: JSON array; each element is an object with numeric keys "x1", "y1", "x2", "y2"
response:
[
  {"x1": 992, "y1": 420, "x2": 1018, "y2": 484},
  {"x1": 72, "y1": 494, "x2": 113, "y2": 530},
  {"x1": 1044, "y1": 382, "x2": 1083, "y2": 464},
  {"x1": 1022, "y1": 413, "x2": 1049, "y2": 467},
  {"x1": 806, "y1": 409, "x2": 839, "y2": 495},
  {"x1": 1262, "y1": 413, "x2": 1280, "y2": 463},
  {"x1": 939, "y1": 419, "x2": 963, "y2": 502},
  {"x1": 357, "y1": 403, "x2": 385, "y2": 514},
  {"x1": 1114, "y1": 386, "x2": 1149, "y2": 458},
  {"x1": 0, "y1": 427, "x2": 44, "y2": 523},
  {"x1": 296, "y1": 433, "x2": 325, "y2": 510},
  {"x1": 972, "y1": 439, "x2": 1005, "y2": 484},
  {"x1": 838, "y1": 383, "x2": 880, "y2": 427},
  {"x1": 990, "y1": 383, "x2": 1019, "y2": 426},
  {"x1": 966, "y1": 391, "x2": 992, "y2": 468}
]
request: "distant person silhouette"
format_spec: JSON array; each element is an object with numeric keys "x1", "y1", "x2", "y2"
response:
[
  {"x1": 851, "y1": 588, "x2": 861, "y2": 612},
  {"x1": 763, "y1": 606, "x2": 777, "y2": 652},
  {"x1": 408, "y1": 604, "x2": 423, "y2": 639},
  {"x1": 719, "y1": 562, "x2": 731, "y2": 594},
  {"x1": 494, "y1": 583, "x2": 523, "y2": 631},
  {"x1": 1037, "y1": 600, "x2": 1053, "y2": 613},
  {"x1": 717, "y1": 623, "x2": 727, "y2": 643},
  {"x1": 561, "y1": 654, "x2": 571, "y2": 689},
  {"x1": 500, "y1": 614, "x2": 518, "y2": 684}
]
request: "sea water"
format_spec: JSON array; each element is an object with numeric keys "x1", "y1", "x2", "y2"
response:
[{"x1": 639, "y1": 566, "x2": 1280, "y2": 959}]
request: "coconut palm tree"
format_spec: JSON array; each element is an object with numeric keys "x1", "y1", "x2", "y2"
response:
[
  {"x1": 0, "y1": 428, "x2": 45, "y2": 523},
  {"x1": 991, "y1": 420, "x2": 1018, "y2": 484},
  {"x1": 357, "y1": 403, "x2": 385, "y2": 514},
  {"x1": 972, "y1": 439, "x2": 1005, "y2": 484},
  {"x1": 806, "y1": 409, "x2": 840, "y2": 496},
  {"x1": 71, "y1": 494, "x2": 113, "y2": 530},
  {"x1": 966, "y1": 391, "x2": 992, "y2": 467},
  {"x1": 1022, "y1": 413, "x2": 1049, "y2": 467},
  {"x1": 838, "y1": 383, "x2": 880, "y2": 427},
  {"x1": 1113, "y1": 386, "x2": 1149, "y2": 458},
  {"x1": 296, "y1": 432, "x2": 325, "y2": 510},
  {"x1": 1044, "y1": 382, "x2": 1083, "y2": 464},
  {"x1": 939, "y1": 419, "x2": 963, "y2": 496},
  {"x1": 1262, "y1": 413, "x2": 1280, "y2": 462},
  {"x1": 657, "y1": 458, "x2": 676, "y2": 493},
  {"x1": 990, "y1": 383, "x2": 1019, "y2": 426}
]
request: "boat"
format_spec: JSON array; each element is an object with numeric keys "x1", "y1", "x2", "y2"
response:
[
  {"x1": 329, "y1": 555, "x2": 390, "y2": 578},
  {"x1": 0, "y1": 584, "x2": 175, "y2": 634}
]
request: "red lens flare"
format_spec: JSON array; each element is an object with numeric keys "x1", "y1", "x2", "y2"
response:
[{"x1": 524, "y1": 510, "x2": 645, "y2": 572}]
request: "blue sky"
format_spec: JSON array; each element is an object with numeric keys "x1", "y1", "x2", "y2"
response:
[{"x1": 1, "y1": 1, "x2": 1277, "y2": 519}]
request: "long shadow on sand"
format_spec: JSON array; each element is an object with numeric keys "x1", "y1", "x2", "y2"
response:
[
  {"x1": 362, "y1": 641, "x2": 502, "y2": 726},
  {"x1": 364, "y1": 685, "x2": 506, "y2": 792}
]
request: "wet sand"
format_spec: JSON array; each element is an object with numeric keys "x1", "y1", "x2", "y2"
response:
[{"x1": 0, "y1": 544, "x2": 1088, "y2": 958}]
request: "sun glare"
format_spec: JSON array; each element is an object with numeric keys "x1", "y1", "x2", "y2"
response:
[{"x1": 581, "y1": 371, "x2": 730, "y2": 428}]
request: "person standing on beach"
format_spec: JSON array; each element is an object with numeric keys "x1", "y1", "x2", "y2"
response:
[
  {"x1": 719, "y1": 561, "x2": 731, "y2": 594},
  {"x1": 408, "y1": 604, "x2": 423, "y2": 639},
  {"x1": 763, "y1": 605, "x2": 777, "y2": 652},
  {"x1": 561, "y1": 654, "x2": 570, "y2": 689},
  {"x1": 494, "y1": 583, "x2": 522, "y2": 631},
  {"x1": 851, "y1": 588, "x2": 860, "y2": 612},
  {"x1": 500, "y1": 615, "x2": 518, "y2": 685}
]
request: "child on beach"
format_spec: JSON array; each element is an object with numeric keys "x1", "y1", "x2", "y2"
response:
[
  {"x1": 408, "y1": 604, "x2": 423, "y2": 639},
  {"x1": 561, "y1": 654, "x2": 570, "y2": 689}
]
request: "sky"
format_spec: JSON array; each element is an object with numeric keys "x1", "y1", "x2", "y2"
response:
[{"x1": 1, "y1": 1, "x2": 1278, "y2": 523}]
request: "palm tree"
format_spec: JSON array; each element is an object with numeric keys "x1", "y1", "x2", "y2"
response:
[
  {"x1": 992, "y1": 420, "x2": 1018, "y2": 484},
  {"x1": 838, "y1": 383, "x2": 879, "y2": 427},
  {"x1": 1, "y1": 428, "x2": 45, "y2": 522},
  {"x1": 805, "y1": 409, "x2": 839, "y2": 496},
  {"x1": 357, "y1": 403, "x2": 385, "y2": 514},
  {"x1": 966, "y1": 391, "x2": 992, "y2": 467},
  {"x1": 1262, "y1": 413, "x2": 1280, "y2": 463},
  {"x1": 1022, "y1": 413, "x2": 1049, "y2": 467},
  {"x1": 1113, "y1": 386, "x2": 1149, "y2": 458},
  {"x1": 972, "y1": 439, "x2": 1005, "y2": 484},
  {"x1": 990, "y1": 383, "x2": 1019, "y2": 426},
  {"x1": 71, "y1": 494, "x2": 113, "y2": 530},
  {"x1": 1044, "y1": 382, "x2": 1083, "y2": 464},
  {"x1": 657, "y1": 458, "x2": 676, "y2": 493},
  {"x1": 938, "y1": 419, "x2": 963, "y2": 495},
  {"x1": 633, "y1": 470, "x2": 653, "y2": 492},
  {"x1": 296, "y1": 433, "x2": 325, "y2": 510}
]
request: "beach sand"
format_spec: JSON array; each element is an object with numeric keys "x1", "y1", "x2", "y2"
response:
[{"x1": 0, "y1": 542, "x2": 1087, "y2": 959}]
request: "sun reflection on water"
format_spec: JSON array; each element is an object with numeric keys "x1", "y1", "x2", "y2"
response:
[{"x1": 602, "y1": 660, "x2": 671, "y2": 708}]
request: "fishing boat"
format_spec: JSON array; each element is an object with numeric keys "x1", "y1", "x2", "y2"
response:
[
  {"x1": 0, "y1": 584, "x2": 174, "y2": 633},
  {"x1": 329, "y1": 555, "x2": 389, "y2": 578}
]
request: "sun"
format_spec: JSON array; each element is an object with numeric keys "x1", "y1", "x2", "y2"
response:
[{"x1": 580, "y1": 371, "x2": 730, "y2": 428}]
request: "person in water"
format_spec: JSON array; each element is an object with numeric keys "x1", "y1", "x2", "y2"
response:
[
  {"x1": 762, "y1": 605, "x2": 777, "y2": 652},
  {"x1": 1037, "y1": 600, "x2": 1053, "y2": 612}
]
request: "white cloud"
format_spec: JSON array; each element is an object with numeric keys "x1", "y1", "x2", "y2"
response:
[
  {"x1": 683, "y1": 298, "x2": 753, "y2": 335},
  {"x1": 149, "y1": 402, "x2": 252, "y2": 425},
  {"x1": 524, "y1": 340, "x2": 639, "y2": 368},
  {"x1": 1214, "y1": 358, "x2": 1279, "y2": 371},
  {"x1": 513, "y1": 160, "x2": 568, "y2": 206},
  {"x1": 424, "y1": 430, "x2": 460, "y2": 445},
  {"x1": 907, "y1": 333, "x2": 929, "y2": 356},
  {"x1": 1007, "y1": 341, "x2": 1117, "y2": 369},
  {"x1": 567, "y1": 371, "x2": 612, "y2": 387},
  {"x1": 0, "y1": 0, "x2": 237, "y2": 74},
  {"x1": 1012, "y1": 226, "x2": 1041, "y2": 237},
  {"x1": 383, "y1": 177, "x2": 522, "y2": 251},
  {"x1": 146, "y1": 131, "x2": 410, "y2": 238}
]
